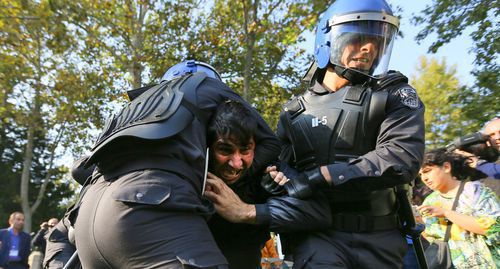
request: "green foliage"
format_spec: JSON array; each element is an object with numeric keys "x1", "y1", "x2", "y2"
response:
[
  {"x1": 183, "y1": 0, "x2": 325, "y2": 126},
  {"x1": 411, "y1": 56, "x2": 495, "y2": 148},
  {"x1": 50, "y1": 0, "x2": 198, "y2": 89},
  {"x1": 0, "y1": 0, "x2": 114, "y2": 231},
  {"x1": 412, "y1": 0, "x2": 499, "y2": 93},
  {"x1": 411, "y1": 57, "x2": 460, "y2": 146},
  {"x1": 0, "y1": 0, "x2": 329, "y2": 230}
]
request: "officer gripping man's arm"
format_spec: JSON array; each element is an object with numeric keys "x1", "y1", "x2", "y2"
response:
[{"x1": 209, "y1": 1, "x2": 427, "y2": 268}]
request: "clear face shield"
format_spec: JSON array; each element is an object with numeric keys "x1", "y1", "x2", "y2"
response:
[{"x1": 329, "y1": 20, "x2": 398, "y2": 77}]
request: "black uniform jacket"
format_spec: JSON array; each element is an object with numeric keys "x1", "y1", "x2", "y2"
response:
[
  {"x1": 255, "y1": 77, "x2": 425, "y2": 230},
  {"x1": 92, "y1": 77, "x2": 281, "y2": 215}
]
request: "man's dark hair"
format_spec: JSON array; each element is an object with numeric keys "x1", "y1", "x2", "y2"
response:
[
  {"x1": 207, "y1": 100, "x2": 257, "y2": 146},
  {"x1": 422, "y1": 148, "x2": 486, "y2": 181}
]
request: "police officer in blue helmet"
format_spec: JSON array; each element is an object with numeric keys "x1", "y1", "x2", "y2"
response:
[
  {"x1": 72, "y1": 60, "x2": 280, "y2": 269},
  {"x1": 267, "y1": 0, "x2": 425, "y2": 267},
  {"x1": 199, "y1": 1, "x2": 425, "y2": 268},
  {"x1": 313, "y1": 0, "x2": 399, "y2": 82}
]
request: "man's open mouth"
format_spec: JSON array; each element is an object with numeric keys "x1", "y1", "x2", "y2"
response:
[{"x1": 222, "y1": 168, "x2": 243, "y2": 182}]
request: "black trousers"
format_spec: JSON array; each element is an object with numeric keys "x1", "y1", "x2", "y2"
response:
[
  {"x1": 291, "y1": 229, "x2": 408, "y2": 269},
  {"x1": 74, "y1": 169, "x2": 228, "y2": 269}
]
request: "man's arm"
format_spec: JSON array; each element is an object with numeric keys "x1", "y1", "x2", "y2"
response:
[
  {"x1": 204, "y1": 173, "x2": 331, "y2": 233},
  {"x1": 454, "y1": 149, "x2": 499, "y2": 179},
  {"x1": 31, "y1": 225, "x2": 47, "y2": 248},
  {"x1": 476, "y1": 162, "x2": 500, "y2": 179},
  {"x1": 21, "y1": 232, "x2": 32, "y2": 264},
  {"x1": 246, "y1": 107, "x2": 281, "y2": 176}
]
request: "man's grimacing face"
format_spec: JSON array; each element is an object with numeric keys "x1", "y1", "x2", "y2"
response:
[{"x1": 210, "y1": 136, "x2": 255, "y2": 185}]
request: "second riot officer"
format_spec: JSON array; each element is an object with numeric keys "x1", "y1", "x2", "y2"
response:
[
  {"x1": 72, "y1": 60, "x2": 280, "y2": 269},
  {"x1": 274, "y1": 0, "x2": 426, "y2": 267},
  {"x1": 204, "y1": 0, "x2": 425, "y2": 268}
]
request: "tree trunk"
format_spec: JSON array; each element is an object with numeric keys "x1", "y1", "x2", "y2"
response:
[
  {"x1": 0, "y1": 89, "x2": 8, "y2": 158},
  {"x1": 31, "y1": 123, "x2": 65, "y2": 215},
  {"x1": 20, "y1": 123, "x2": 35, "y2": 233},
  {"x1": 20, "y1": 31, "x2": 43, "y2": 233},
  {"x1": 242, "y1": 0, "x2": 259, "y2": 100},
  {"x1": 128, "y1": 1, "x2": 147, "y2": 90}
]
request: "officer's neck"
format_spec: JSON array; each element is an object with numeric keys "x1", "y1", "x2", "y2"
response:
[{"x1": 321, "y1": 67, "x2": 349, "y2": 92}]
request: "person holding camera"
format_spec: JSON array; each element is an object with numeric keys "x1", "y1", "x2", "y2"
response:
[
  {"x1": 474, "y1": 118, "x2": 500, "y2": 179},
  {"x1": 484, "y1": 118, "x2": 500, "y2": 150},
  {"x1": 418, "y1": 148, "x2": 499, "y2": 269},
  {"x1": 32, "y1": 218, "x2": 59, "y2": 255},
  {"x1": 450, "y1": 130, "x2": 499, "y2": 180}
]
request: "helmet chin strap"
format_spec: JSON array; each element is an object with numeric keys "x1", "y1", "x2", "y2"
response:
[{"x1": 332, "y1": 64, "x2": 376, "y2": 85}]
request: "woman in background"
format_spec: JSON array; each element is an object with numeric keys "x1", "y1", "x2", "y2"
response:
[{"x1": 418, "y1": 148, "x2": 499, "y2": 268}]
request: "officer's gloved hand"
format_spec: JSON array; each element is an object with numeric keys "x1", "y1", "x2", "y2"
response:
[
  {"x1": 260, "y1": 173, "x2": 285, "y2": 195},
  {"x1": 278, "y1": 162, "x2": 329, "y2": 199},
  {"x1": 284, "y1": 172, "x2": 313, "y2": 199}
]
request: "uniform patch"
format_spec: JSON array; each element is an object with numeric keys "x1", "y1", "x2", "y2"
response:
[{"x1": 397, "y1": 87, "x2": 420, "y2": 109}]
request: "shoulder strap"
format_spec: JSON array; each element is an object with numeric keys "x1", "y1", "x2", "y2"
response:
[
  {"x1": 444, "y1": 181, "x2": 466, "y2": 242},
  {"x1": 364, "y1": 71, "x2": 408, "y2": 134},
  {"x1": 371, "y1": 70, "x2": 408, "y2": 91}
]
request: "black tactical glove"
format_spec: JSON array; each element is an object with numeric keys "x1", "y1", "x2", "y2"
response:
[
  {"x1": 284, "y1": 172, "x2": 313, "y2": 199},
  {"x1": 260, "y1": 173, "x2": 285, "y2": 195},
  {"x1": 285, "y1": 168, "x2": 329, "y2": 199},
  {"x1": 278, "y1": 163, "x2": 328, "y2": 199}
]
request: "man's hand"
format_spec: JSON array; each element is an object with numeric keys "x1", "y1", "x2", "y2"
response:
[
  {"x1": 454, "y1": 149, "x2": 480, "y2": 168},
  {"x1": 260, "y1": 166, "x2": 289, "y2": 195},
  {"x1": 204, "y1": 172, "x2": 256, "y2": 224},
  {"x1": 40, "y1": 222, "x2": 49, "y2": 230}
]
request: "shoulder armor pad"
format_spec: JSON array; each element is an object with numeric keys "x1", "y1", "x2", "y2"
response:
[
  {"x1": 86, "y1": 73, "x2": 207, "y2": 166},
  {"x1": 283, "y1": 96, "x2": 305, "y2": 120},
  {"x1": 126, "y1": 84, "x2": 157, "y2": 101},
  {"x1": 371, "y1": 70, "x2": 408, "y2": 91}
]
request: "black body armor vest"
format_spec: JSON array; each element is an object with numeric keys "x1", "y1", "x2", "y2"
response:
[
  {"x1": 283, "y1": 85, "x2": 387, "y2": 171},
  {"x1": 282, "y1": 72, "x2": 408, "y2": 217}
]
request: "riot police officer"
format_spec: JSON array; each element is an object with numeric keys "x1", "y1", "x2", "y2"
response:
[
  {"x1": 72, "y1": 60, "x2": 280, "y2": 269},
  {"x1": 271, "y1": 0, "x2": 425, "y2": 267},
  {"x1": 205, "y1": 0, "x2": 425, "y2": 268}
]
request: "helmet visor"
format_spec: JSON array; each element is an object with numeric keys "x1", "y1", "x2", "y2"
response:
[{"x1": 329, "y1": 21, "x2": 397, "y2": 76}]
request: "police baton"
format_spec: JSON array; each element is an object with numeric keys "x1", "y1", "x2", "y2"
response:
[
  {"x1": 395, "y1": 184, "x2": 428, "y2": 269},
  {"x1": 63, "y1": 250, "x2": 79, "y2": 269}
]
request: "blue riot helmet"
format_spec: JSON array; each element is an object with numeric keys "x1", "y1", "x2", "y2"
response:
[
  {"x1": 127, "y1": 60, "x2": 222, "y2": 101},
  {"x1": 161, "y1": 60, "x2": 222, "y2": 82},
  {"x1": 314, "y1": 0, "x2": 399, "y2": 82}
]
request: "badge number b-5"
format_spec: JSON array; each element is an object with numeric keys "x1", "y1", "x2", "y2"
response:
[{"x1": 312, "y1": 116, "x2": 327, "y2": 127}]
